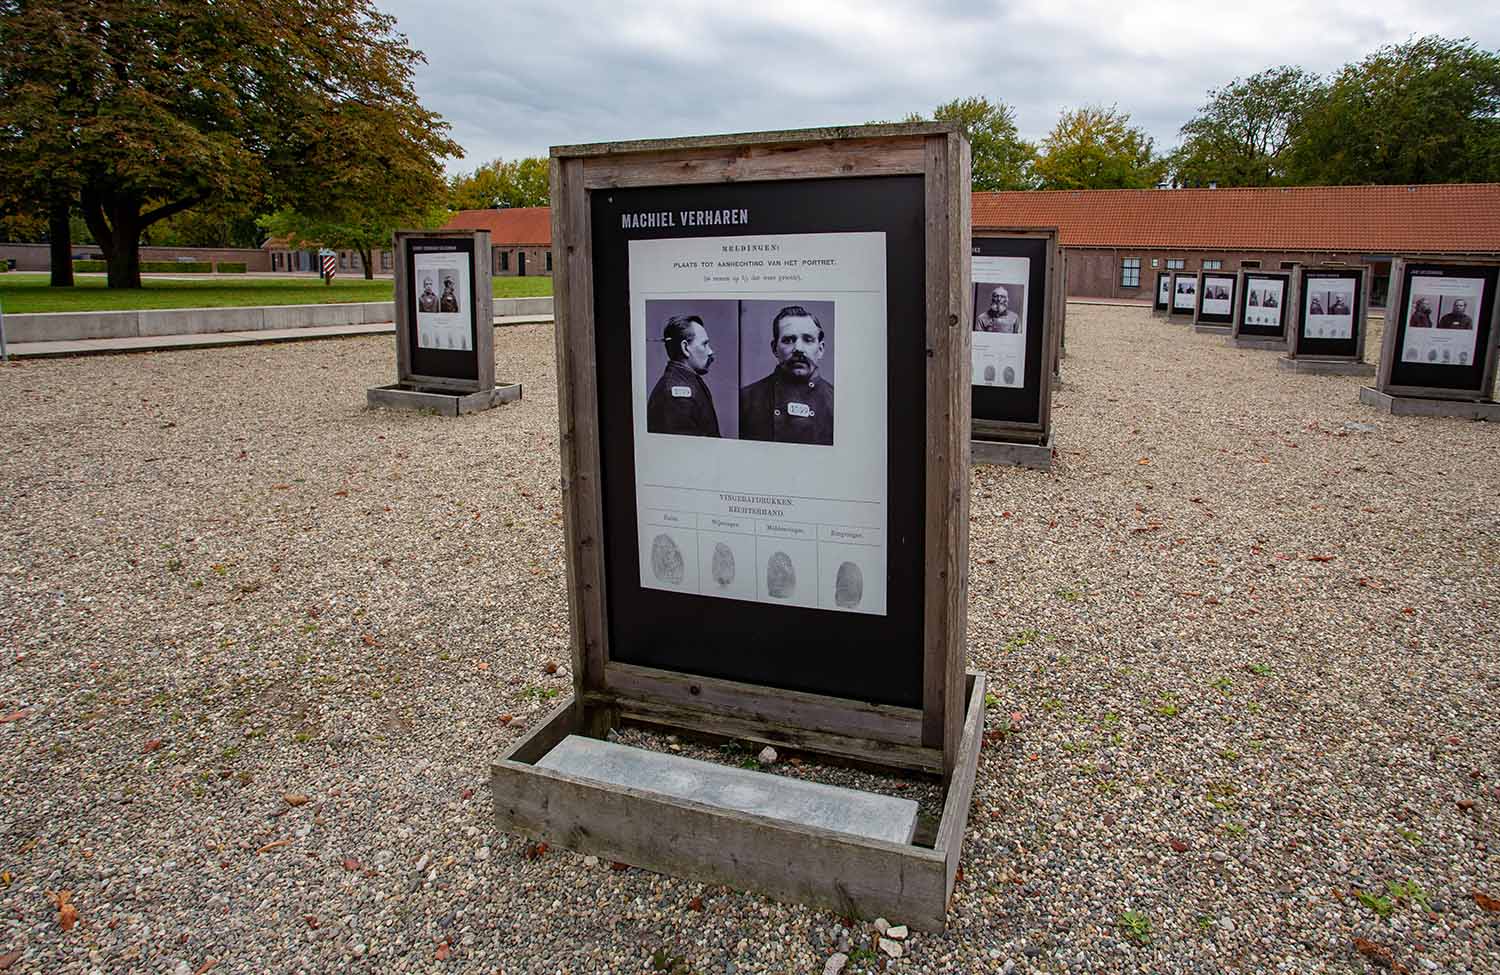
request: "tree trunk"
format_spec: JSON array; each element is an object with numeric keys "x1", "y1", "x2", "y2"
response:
[
  {"x1": 106, "y1": 243, "x2": 142, "y2": 289},
  {"x1": 358, "y1": 246, "x2": 374, "y2": 280},
  {"x1": 48, "y1": 199, "x2": 74, "y2": 288}
]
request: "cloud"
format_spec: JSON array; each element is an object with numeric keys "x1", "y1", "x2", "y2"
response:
[{"x1": 382, "y1": 0, "x2": 1500, "y2": 170}]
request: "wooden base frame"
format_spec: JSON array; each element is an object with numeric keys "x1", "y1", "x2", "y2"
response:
[
  {"x1": 971, "y1": 432, "x2": 1054, "y2": 470},
  {"x1": 1277, "y1": 356, "x2": 1376, "y2": 377},
  {"x1": 366, "y1": 382, "x2": 522, "y2": 415},
  {"x1": 1232, "y1": 336, "x2": 1288, "y2": 351},
  {"x1": 1193, "y1": 324, "x2": 1231, "y2": 335},
  {"x1": 491, "y1": 671, "x2": 986, "y2": 932},
  {"x1": 1359, "y1": 386, "x2": 1500, "y2": 419}
]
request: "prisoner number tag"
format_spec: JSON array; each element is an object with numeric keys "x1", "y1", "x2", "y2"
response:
[
  {"x1": 787, "y1": 402, "x2": 812, "y2": 417},
  {"x1": 671, "y1": 386, "x2": 692, "y2": 398}
]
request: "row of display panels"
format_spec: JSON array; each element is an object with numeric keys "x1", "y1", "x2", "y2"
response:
[{"x1": 1152, "y1": 261, "x2": 1499, "y2": 399}]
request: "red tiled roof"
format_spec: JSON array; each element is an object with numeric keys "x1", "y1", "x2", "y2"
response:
[
  {"x1": 443, "y1": 207, "x2": 552, "y2": 246},
  {"x1": 974, "y1": 184, "x2": 1500, "y2": 255}
]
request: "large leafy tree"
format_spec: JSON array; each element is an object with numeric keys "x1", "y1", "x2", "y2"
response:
[
  {"x1": 1286, "y1": 36, "x2": 1500, "y2": 186},
  {"x1": 449, "y1": 157, "x2": 550, "y2": 210},
  {"x1": 1170, "y1": 67, "x2": 1324, "y2": 187},
  {"x1": 1033, "y1": 105, "x2": 1166, "y2": 189},
  {"x1": 904, "y1": 96, "x2": 1036, "y2": 190},
  {"x1": 0, "y1": 0, "x2": 459, "y2": 288}
]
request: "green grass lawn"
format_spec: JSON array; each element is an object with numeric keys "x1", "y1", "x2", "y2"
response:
[{"x1": 0, "y1": 273, "x2": 552, "y2": 314}]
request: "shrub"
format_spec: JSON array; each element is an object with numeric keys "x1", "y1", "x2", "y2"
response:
[
  {"x1": 140, "y1": 260, "x2": 212, "y2": 273},
  {"x1": 215, "y1": 261, "x2": 247, "y2": 274},
  {"x1": 73, "y1": 260, "x2": 107, "y2": 272}
]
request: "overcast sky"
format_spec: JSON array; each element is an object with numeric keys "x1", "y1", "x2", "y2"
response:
[{"x1": 381, "y1": 0, "x2": 1500, "y2": 175}]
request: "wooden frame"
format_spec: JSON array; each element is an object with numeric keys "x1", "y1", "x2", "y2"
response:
[
  {"x1": 1192, "y1": 268, "x2": 1238, "y2": 331},
  {"x1": 1375, "y1": 256, "x2": 1500, "y2": 402},
  {"x1": 390, "y1": 229, "x2": 495, "y2": 392},
  {"x1": 1168, "y1": 269, "x2": 1198, "y2": 320},
  {"x1": 1053, "y1": 247, "x2": 1068, "y2": 364},
  {"x1": 1152, "y1": 269, "x2": 1173, "y2": 316},
  {"x1": 1287, "y1": 263, "x2": 1371, "y2": 363},
  {"x1": 491, "y1": 124, "x2": 979, "y2": 930},
  {"x1": 970, "y1": 226, "x2": 1059, "y2": 446},
  {"x1": 1231, "y1": 267, "x2": 1298, "y2": 349}
]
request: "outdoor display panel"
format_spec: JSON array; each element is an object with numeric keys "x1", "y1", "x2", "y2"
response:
[
  {"x1": 493, "y1": 125, "x2": 979, "y2": 931},
  {"x1": 594, "y1": 176, "x2": 926, "y2": 700},
  {"x1": 1234, "y1": 270, "x2": 1293, "y2": 339},
  {"x1": 1378, "y1": 258, "x2": 1500, "y2": 401},
  {"x1": 401, "y1": 234, "x2": 484, "y2": 384},
  {"x1": 1193, "y1": 271, "x2": 1237, "y2": 326},
  {"x1": 970, "y1": 231, "x2": 1053, "y2": 435},
  {"x1": 1292, "y1": 266, "x2": 1367, "y2": 360},
  {"x1": 1153, "y1": 270, "x2": 1172, "y2": 314},
  {"x1": 1170, "y1": 270, "x2": 1197, "y2": 317}
]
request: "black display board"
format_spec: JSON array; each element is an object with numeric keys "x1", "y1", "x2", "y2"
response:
[
  {"x1": 405, "y1": 237, "x2": 480, "y2": 382},
  {"x1": 972, "y1": 235, "x2": 1048, "y2": 427},
  {"x1": 1237, "y1": 272, "x2": 1291, "y2": 338},
  {"x1": 1195, "y1": 272, "x2": 1237, "y2": 326},
  {"x1": 1295, "y1": 267, "x2": 1364, "y2": 358},
  {"x1": 1169, "y1": 271, "x2": 1197, "y2": 317},
  {"x1": 589, "y1": 176, "x2": 927, "y2": 707},
  {"x1": 1386, "y1": 262, "x2": 1500, "y2": 393},
  {"x1": 1153, "y1": 270, "x2": 1171, "y2": 313}
]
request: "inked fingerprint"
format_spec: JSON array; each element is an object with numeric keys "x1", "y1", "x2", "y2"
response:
[
  {"x1": 1003, "y1": 366, "x2": 1016, "y2": 385},
  {"x1": 650, "y1": 533, "x2": 684, "y2": 585},
  {"x1": 834, "y1": 561, "x2": 864, "y2": 608},
  {"x1": 711, "y1": 542, "x2": 735, "y2": 587},
  {"x1": 766, "y1": 551, "x2": 796, "y2": 599},
  {"x1": 983, "y1": 364, "x2": 996, "y2": 383}
]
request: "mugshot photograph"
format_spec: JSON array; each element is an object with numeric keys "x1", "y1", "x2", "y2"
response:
[
  {"x1": 643, "y1": 298, "x2": 741, "y2": 439},
  {"x1": 738, "y1": 299, "x2": 836, "y2": 446}
]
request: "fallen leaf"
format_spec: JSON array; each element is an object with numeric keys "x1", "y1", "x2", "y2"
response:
[
  {"x1": 461, "y1": 787, "x2": 474, "y2": 800},
  {"x1": 434, "y1": 940, "x2": 451, "y2": 961},
  {"x1": 0, "y1": 711, "x2": 29, "y2": 724},
  {"x1": 0, "y1": 951, "x2": 19, "y2": 971},
  {"x1": 304, "y1": 915, "x2": 319, "y2": 929},
  {"x1": 255, "y1": 839, "x2": 290, "y2": 854},
  {"x1": 272, "y1": 484, "x2": 291, "y2": 491},
  {"x1": 194, "y1": 960, "x2": 218, "y2": 975},
  {"x1": 610, "y1": 861, "x2": 629, "y2": 872},
  {"x1": 1306, "y1": 554, "x2": 1335, "y2": 562},
  {"x1": 332, "y1": 490, "x2": 348, "y2": 497},
  {"x1": 1474, "y1": 890, "x2": 1500, "y2": 912},
  {"x1": 142, "y1": 738, "x2": 163, "y2": 753},
  {"x1": 1353, "y1": 937, "x2": 1404, "y2": 972},
  {"x1": 47, "y1": 890, "x2": 77, "y2": 932},
  {"x1": 475, "y1": 661, "x2": 489, "y2": 671},
  {"x1": 1137, "y1": 457, "x2": 1151, "y2": 465},
  {"x1": 687, "y1": 896, "x2": 703, "y2": 912},
  {"x1": 497, "y1": 714, "x2": 514, "y2": 725},
  {"x1": 543, "y1": 661, "x2": 559, "y2": 675},
  {"x1": 283, "y1": 794, "x2": 308, "y2": 807},
  {"x1": 1168, "y1": 838, "x2": 1189, "y2": 853},
  {"x1": 360, "y1": 634, "x2": 377, "y2": 647},
  {"x1": 341, "y1": 858, "x2": 362, "y2": 872}
]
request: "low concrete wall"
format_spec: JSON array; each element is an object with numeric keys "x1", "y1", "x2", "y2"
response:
[{"x1": 4, "y1": 297, "x2": 552, "y2": 343}]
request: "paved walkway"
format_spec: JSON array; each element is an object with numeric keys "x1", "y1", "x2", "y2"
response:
[{"x1": 4, "y1": 315, "x2": 552, "y2": 359}]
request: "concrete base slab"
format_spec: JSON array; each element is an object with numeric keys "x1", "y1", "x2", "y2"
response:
[
  {"x1": 1358, "y1": 386, "x2": 1500, "y2": 419},
  {"x1": 536, "y1": 735, "x2": 919, "y2": 845},
  {"x1": 1193, "y1": 324, "x2": 1231, "y2": 334},
  {"x1": 972, "y1": 433, "x2": 1054, "y2": 471},
  {"x1": 1277, "y1": 356, "x2": 1375, "y2": 376},
  {"x1": 1233, "y1": 336, "x2": 1288, "y2": 351},
  {"x1": 366, "y1": 382, "x2": 523, "y2": 416}
]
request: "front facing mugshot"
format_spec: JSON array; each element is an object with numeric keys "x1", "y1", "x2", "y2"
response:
[{"x1": 739, "y1": 304, "x2": 835, "y2": 445}]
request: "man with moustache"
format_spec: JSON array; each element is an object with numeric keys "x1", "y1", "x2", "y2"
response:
[
  {"x1": 1437, "y1": 298, "x2": 1473, "y2": 330},
  {"x1": 740, "y1": 304, "x2": 834, "y2": 445},
  {"x1": 975, "y1": 286, "x2": 1021, "y2": 333},
  {"x1": 647, "y1": 314, "x2": 721, "y2": 437}
]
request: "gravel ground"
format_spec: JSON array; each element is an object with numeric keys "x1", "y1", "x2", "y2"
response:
[{"x1": 0, "y1": 307, "x2": 1496, "y2": 974}]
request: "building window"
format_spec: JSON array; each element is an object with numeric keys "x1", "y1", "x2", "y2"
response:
[
  {"x1": 546, "y1": 251, "x2": 553, "y2": 272},
  {"x1": 1203, "y1": 259, "x2": 1222, "y2": 270},
  {"x1": 1120, "y1": 258, "x2": 1141, "y2": 288},
  {"x1": 272, "y1": 253, "x2": 282, "y2": 271},
  {"x1": 1241, "y1": 260, "x2": 1260, "y2": 269},
  {"x1": 499, "y1": 251, "x2": 509, "y2": 271},
  {"x1": 1166, "y1": 259, "x2": 1185, "y2": 270},
  {"x1": 381, "y1": 251, "x2": 392, "y2": 271},
  {"x1": 1150, "y1": 258, "x2": 1160, "y2": 268}
]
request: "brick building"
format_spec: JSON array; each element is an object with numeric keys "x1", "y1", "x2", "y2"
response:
[
  {"x1": 443, "y1": 207, "x2": 553, "y2": 277},
  {"x1": 974, "y1": 183, "x2": 1500, "y2": 307}
]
